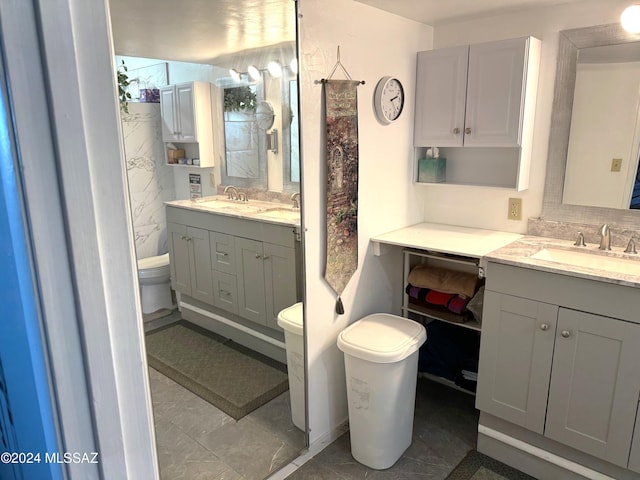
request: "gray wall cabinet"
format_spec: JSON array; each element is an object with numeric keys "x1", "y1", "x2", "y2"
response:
[{"x1": 476, "y1": 262, "x2": 640, "y2": 470}]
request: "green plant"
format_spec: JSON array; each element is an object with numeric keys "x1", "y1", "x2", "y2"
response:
[
  {"x1": 224, "y1": 86, "x2": 257, "y2": 112},
  {"x1": 118, "y1": 60, "x2": 132, "y2": 113}
]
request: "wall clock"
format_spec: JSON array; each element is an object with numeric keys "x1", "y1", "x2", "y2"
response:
[{"x1": 373, "y1": 76, "x2": 404, "y2": 125}]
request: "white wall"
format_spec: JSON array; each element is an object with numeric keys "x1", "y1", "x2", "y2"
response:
[
  {"x1": 563, "y1": 61, "x2": 640, "y2": 208},
  {"x1": 421, "y1": 0, "x2": 633, "y2": 232},
  {"x1": 298, "y1": 0, "x2": 433, "y2": 444}
]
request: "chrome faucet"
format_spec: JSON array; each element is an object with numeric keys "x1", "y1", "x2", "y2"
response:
[
  {"x1": 574, "y1": 232, "x2": 586, "y2": 247},
  {"x1": 625, "y1": 237, "x2": 638, "y2": 254},
  {"x1": 290, "y1": 192, "x2": 300, "y2": 209},
  {"x1": 223, "y1": 185, "x2": 239, "y2": 201},
  {"x1": 598, "y1": 224, "x2": 611, "y2": 251}
]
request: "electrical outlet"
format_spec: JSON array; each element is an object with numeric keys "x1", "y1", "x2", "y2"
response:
[
  {"x1": 611, "y1": 158, "x2": 622, "y2": 172},
  {"x1": 508, "y1": 197, "x2": 522, "y2": 221}
]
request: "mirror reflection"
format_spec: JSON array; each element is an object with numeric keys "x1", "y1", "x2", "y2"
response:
[
  {"x1": 563, "y1": 42, "x2": 640, "y2": 209},
  {"x1": 108, "y1": 0, "x2": 305, "y2": 478}
]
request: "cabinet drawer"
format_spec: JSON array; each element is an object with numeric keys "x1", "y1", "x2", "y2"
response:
[
  {"x1": 210, "y1": 232, "x2": 236, "y2": 274},
  {"x1": 213, "y1": 271, "x2": 238, "y2": 315}
]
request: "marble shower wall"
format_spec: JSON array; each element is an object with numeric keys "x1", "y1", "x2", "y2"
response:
[{"x1": 122, "y1": 103, "x2": 175, "y2": 259}]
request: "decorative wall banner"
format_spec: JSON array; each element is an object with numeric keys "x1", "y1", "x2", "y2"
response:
[{"x1": 323, "y1": 79, "x2": 360, "y2": 314}]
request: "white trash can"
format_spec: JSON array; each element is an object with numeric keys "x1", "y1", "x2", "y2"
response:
[
  {"x1": 277, "y1": 302, "x2": 305, "y2": 431},
  {"x1": 337, "y1": 313, "x2": 426, "y2": 470}
]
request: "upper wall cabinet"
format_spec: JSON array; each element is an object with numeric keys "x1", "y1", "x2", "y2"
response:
[
  {"x1": 160, "y1": 81, "x2": 215, "y2": 167},
  {"x1": 414, "y1": 37, "x2": 541, "y2": 190}
]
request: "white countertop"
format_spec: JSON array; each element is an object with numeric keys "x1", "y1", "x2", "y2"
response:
[{"x1": 371, "y1": 222, "x2": 523, "y2": 259}]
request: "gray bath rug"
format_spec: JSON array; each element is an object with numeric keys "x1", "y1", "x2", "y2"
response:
[{"x1": 146, "y1": 320, "x2": 288, "y2": 420}]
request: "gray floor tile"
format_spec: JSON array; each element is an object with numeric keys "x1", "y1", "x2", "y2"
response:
[
  {"x1": 249, "y1": 391, "x2": 306, "y2": 447},
  {"x1": 288, "y1": 379, "x2": 479, "y2": 480}
]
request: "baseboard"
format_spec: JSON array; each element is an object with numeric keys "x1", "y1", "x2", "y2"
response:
[
  {"x1": 478, "y1": 424, "x2": 619, "y2": 480},
  {"x1": 181, "y1": 301, "x2": 286, "y2": 364}
]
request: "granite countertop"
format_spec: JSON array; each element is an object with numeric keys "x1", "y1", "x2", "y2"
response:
[
  {"x1": 165, "y1": 196, "x2": 300, "y2": 227},
  {"x1": 486, "y1": 235, "x2": 640, "y2": 288}
]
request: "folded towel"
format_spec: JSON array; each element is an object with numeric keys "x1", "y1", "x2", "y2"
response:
[
  {"x1": 405, "y1": 284, "x2": 472, "y2": 316},
  {"x1": 407, "y1": 265, "x2": 478, "y2": 298}
]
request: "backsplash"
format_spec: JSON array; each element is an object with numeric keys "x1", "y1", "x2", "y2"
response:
[
  {"x1": 528, "y1": 218, "x2": 640, "y2": 249},
  {"x1": 122, "y1": 103, "x2": 176, "y2": 259},
  {"x1": 215, "y1": 185, "x2": 299, "y2": 206}
]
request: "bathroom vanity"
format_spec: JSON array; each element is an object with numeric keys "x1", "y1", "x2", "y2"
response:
[
  {"x1": 476, "y1": 236, "x2": 640, "y2": 479},
  {"x1": 165, "y1": 197, "x2": 302, "y2": 363}
]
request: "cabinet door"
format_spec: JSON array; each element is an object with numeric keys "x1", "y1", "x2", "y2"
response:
[
  {"x1": 263, "y1": 243, "x2": 297, "y2": 331},
  {"x1": 476, "y1": 292, "x2": 558, "y2": 434},
  {"x1": 414, "y1": 46, "x2": 469, "y2": 147},
  {"x1": 176, "y1": 83, "x2": 197, "y2": 142},
  {"x1": 545, "y1": 309, "x2": 640, "y2": 467},
  {"x1": 160, "y1": 86, "x2": 178, "y2": 142},
  {"x1": 186, "y1": 226, "x2": 213, "y2": 305},
  {"x1": 167, "y1": 222, "x2": 191, "y2": 295},
  {"x1": 210, "y1": 232, "x2": 236, "y2": 275},
  {"x1": 235, "y1": 237, "x2": 266, "y2": 326},
  {"x1": 464, "y1": 37, "x2": 526, "y2": 147}
]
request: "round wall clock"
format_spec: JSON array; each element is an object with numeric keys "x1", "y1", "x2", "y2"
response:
[{"x1": 373, "y1": 76, "x2": 405, "y2": 125}]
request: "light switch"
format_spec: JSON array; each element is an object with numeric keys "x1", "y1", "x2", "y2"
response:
[{"x1": 611, "y1": 158, "x2": 622, "y2": 172}]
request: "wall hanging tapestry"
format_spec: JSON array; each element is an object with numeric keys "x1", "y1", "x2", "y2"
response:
[{"x1": 323, "y1": 78, "x2": 361, "y2": 314}]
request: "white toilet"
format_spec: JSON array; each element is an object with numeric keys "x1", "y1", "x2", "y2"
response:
[{"x1": 137, "y1": 253, "x2": 173, "y2": 314}]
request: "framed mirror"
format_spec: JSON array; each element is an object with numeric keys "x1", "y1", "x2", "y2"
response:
[{"x1": 542, "y1": 23, "x2": 640, "y2": 228}]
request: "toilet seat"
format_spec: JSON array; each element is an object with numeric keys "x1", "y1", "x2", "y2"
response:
[{"x1": 138, "y1": 253, "x2": 170, "y2": 281}]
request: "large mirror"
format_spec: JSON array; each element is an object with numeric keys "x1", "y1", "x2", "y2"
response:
[
  {"x1": 108, "y1": 1, "x2": 305, "y2": 479},
  {"x1": 542, "y1": 23, "x2": 640, "y2": 228}
]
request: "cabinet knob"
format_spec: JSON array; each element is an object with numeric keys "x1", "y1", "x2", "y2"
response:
[
  {"x1": 216, "y1": 252, "x2": 228, "y2": 257},
  {"x1": 465, "y1": 127, "x2": 472, "y2": 134},
  {"x1": 255, "y1": 254, "x2": 262, "y2": 259},
  {"x1": 540, "y1": 323, "x2": 549, "y2": 331},
  {"x1": 452, "y1": 127, "x2": 460, "y2": 134},
  {"x1": 561, "y1": 330, "x2": 571, "y2": 338},
  {"x1": 263, "y1": 256, "x2": 270, "y2": 260}
]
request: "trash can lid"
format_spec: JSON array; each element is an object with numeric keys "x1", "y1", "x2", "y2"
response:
[
  {"x1": 337, "y1": 314, "x2": 426, "y2": 363},
  {"x1": 277, "y1": 302, "x2": 303, "y2": 335}
]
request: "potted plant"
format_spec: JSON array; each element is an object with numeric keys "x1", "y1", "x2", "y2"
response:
[{"x1": 117, "y1": 60, "x2": 132, "y2": 113}]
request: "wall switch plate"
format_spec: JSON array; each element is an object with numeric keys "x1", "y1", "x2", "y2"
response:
[
  {"x1": 508, "y1": 197, "x2": 522, "y2": 221},
  {"x1": 611, "y1": 158, "x2": 622, "y2": 172}
]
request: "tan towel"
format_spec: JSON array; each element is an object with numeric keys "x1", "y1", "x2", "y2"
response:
[{"x1": 407, "y1": 265, "x2": 478, "y2": 298}]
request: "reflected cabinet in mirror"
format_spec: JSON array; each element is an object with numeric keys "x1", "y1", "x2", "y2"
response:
[{"x1": 542, "y1": 23, "x2": 640, "y2": 228}]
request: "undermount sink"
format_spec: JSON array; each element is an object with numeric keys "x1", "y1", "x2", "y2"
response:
[
  {"x1": 253, "y1": 208, "x2": 300, "y2": 221},
  {"x1": 531, "y1": 247, "x2": 640, "y2": 276},
  {"x1": 195, "y1": 200, "x2": 267, "y2": 213}
]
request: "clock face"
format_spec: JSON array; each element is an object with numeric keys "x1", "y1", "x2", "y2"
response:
[{"x1": 374, "y1": 77, "x2": 404, "y2": 124}]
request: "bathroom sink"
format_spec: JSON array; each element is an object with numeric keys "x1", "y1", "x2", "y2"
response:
[
  {"x1": 253, "y1": 208, "x2": 300, "y2": 222},
  {"x1": 531, "y1": 247, "x2": 640, "y2": 276}
]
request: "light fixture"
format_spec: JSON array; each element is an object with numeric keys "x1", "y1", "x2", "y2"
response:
[
  {"x1": 229, "y1": 68, "x2": 241, "y2": 82},
  {"x1": 248, "y1": 65, "x2": 261, "y2": 81},
  {"x1": 621, "y1": 5, "x2": 640, "y2": 33},
  {"x1": 290, "y1": 58, "x2": 298, "y2": 75},
  {"x1": 267, "y1": 60, "x2": 283, "y2": 78}
]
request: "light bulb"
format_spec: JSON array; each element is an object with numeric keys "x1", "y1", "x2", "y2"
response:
[
  {"x1": 290, "y1": 58, "x2": 298, "y2": 75},
  {"x1": 229, "y1": 68, "x2": 241, "y2": 82},
  {"x1": 621, "y1": 5, "x2": 640, "y2": 33},
  {"x1": 248, "y1": 65, "x2": 261, "y2": 81},
  {"x1": 267, "y1": 61, "x2": 282, "y2": 78}
]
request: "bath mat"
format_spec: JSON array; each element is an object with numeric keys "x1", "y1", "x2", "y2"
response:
[
  {"x1": 446, "y1": 450, "x2": 536, "y2": 480},
  {"x1": 146, "y1": 321, "x2": 288, "y2": 420}
]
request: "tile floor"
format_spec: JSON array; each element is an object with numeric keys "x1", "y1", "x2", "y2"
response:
[
  {"x1": 286, "y1": 379, "x2": 480, "y2": 480},
  {"x1": 145, "y1": 313, "x2": 306, "y2": 480},
  {"x1": 145, "y1": 313, "x2": 480, "y2": 480}
]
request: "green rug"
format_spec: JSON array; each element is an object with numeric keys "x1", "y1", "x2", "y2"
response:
[
  {"x1": 446, "y1": 451, "x2": 536, "y2": 480},
  {"x1": 146, "y1": 321, "x2": 288, "y2": 420}
]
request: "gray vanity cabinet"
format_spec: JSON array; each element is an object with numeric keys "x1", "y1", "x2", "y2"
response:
[
  {"x1": 235, "y1": 238, "x2": 297, "y2": 330},
  {"x1": 477, "y1": 261, "x2": 640, "y2": 469},
  {"x1": 167, "y1": 205, "x2": 300, "y2": 334},
  {"x1": 545, "y1": 308, "x2": 640, "y2": 467},
  {"x1": 167, "y1": 222, "x2": 214, "y2": 304},
  {"x1": 476, "y1": 292, "x2": 557, "y2": 434}
]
